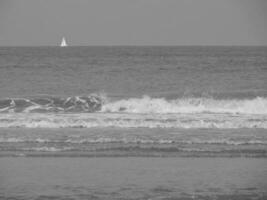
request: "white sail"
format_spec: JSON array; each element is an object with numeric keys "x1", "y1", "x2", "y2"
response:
[{"x1": 60, "y1": 37, "x2": 68, "y2": 47}]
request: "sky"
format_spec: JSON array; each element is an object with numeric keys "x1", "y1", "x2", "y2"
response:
[{"x1": 0, "y1": 0, "x2": 266, "y2": 46}]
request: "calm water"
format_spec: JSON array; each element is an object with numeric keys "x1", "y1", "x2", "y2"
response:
[
  {"x1": 0, "y1": 46, "x2": 266, "y2": 98},
  {"x1": 1, "y1": 157, "x2": 267, "y2": 200},
  {"x1": 0, "y1": 46, "x2": 267, "y2": 199}
]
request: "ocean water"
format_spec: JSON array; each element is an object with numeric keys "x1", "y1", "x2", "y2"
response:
[
  {"x1": 0, "y1": 46, "x2": 266, "y2": 155},
  {"x1": 0, "y1": 46, "x2": 267, "y2": 199}
]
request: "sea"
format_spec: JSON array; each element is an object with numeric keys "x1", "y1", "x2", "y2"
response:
[{"x1": 0, "y1": 46, "x2": 267, "y2": 199}]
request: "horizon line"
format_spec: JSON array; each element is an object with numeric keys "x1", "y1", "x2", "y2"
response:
[{"x1": 0, "y1": 44, "x2": 267, "y2": 47}]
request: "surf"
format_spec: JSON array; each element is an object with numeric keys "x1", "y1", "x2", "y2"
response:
[
  {"x1": 1, "y1": 94, "x2": 267, "y2": 115},
  {"x1": 0, "y1": 112, "x2": 266, "y2": 129},
  {"x1": 0, "y1": 94, "x2": 266, "y2": 129}
]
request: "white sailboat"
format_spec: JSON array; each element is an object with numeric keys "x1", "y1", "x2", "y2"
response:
[{"x1": 60, "y1": 37, "x2": 68, "y2": 47}]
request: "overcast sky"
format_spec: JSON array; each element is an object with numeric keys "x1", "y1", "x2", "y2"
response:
[{"x1": 0, "y1": 0, "x2": 266, "y2": 46}]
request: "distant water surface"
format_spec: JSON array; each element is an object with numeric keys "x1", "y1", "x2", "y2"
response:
[{"x1": 0, "y1": 46, "x2": 266, "y2": 98}]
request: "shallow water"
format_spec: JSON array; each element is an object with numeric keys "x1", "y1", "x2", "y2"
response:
[
  {"x1": 0, "y1": 128, "x2": 266, "y2": 157},
  {"x1": 1, "y1": 157, "x2": 267, "y2": 200}
]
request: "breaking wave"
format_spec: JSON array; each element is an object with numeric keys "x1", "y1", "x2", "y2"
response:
[
  {"x1": 101, "y1": 96, "x2": 267, "y2": 115},
  {"x1": 0, "y1": 94, "x2": 104, "y2": 113},
  {"x1": 0, "y1": 113, "x2": 266, "y2": 128},
  {"x1": 0, "y1": 94, "x2": 266, "y2": 128},
  {"x1": 0, "y1": 95, "x2": 267, "y2": 115}
]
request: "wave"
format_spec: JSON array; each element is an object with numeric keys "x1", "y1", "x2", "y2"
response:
[
  {"x1": 0, "y1": 94, "x2": 104, "y2": 113},
  {"x1": 2, "y1": 144, "x2": 267, "y2": 158},
  {"x1": 0, "y1": 94, "x2": 266, "y2": 128},
  {"x1": 0, "y1": 113, "x2": 266, "y2": 128},
  {"x1": 102, "y1": 96, "x2": 267, "y2": 115},
  {"x1": 0, "y1": 95, "x2": 267, "y2": 115},
  {"x1": 1, "y1": 137, "x2": 266, "y2": 145},
  {"x1": 21, "y1": 147, "x2": 73, "y2": 152}
]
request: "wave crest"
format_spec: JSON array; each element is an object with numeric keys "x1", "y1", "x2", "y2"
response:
[
  {"x1": 101, "y1": 96, "x2": 267, "y2": 114},
  {"x1": 0, "y1": 95, "x2": 266, "y2": 128},
  {"x1": 1, "y1": 95, "x2": 267, "y2": 115},
  {"x1": 0, "y1": 94, "x2": 105, "y2": 113}
]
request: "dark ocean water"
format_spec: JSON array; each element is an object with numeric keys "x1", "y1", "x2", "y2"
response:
[
  {"x1": 0, "y1": 46, "x2": 267, "y2": 199},
  {"x1": 0, "y1": 46, "x2": 266, "y2": 98}
]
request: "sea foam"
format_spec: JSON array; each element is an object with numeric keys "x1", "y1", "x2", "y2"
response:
[
  {"x1": 101, "y1": 96, "x2": 267, "y2": 114},
  {"x1": 0, "y1": 112, "x2": 266, "y2": 129},
  {"x1": 0, "y1": 95, "x2": 267, "y2": 114},
  {"x1": 0, "y1": 95, "x2": 266, "y2": 129}
]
